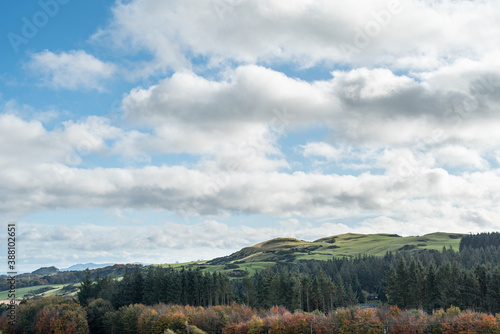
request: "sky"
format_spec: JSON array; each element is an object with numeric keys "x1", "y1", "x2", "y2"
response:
[{"x1": 1, "y1": 0, "x2": 500, "y2": 272}]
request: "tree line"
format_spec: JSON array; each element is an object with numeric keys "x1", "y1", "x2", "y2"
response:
[
  {"x1": 459, "y1": 231, "x2": 500, "y2": 251},
  {"x1": 74, "y1": 232, "x2": 500, "y2": 315},
  {"x1": 75, "y1": 251, "x2": 500, "y2": 315},
  {"x1": 77, "y1": 264, "x2": 361, "y2": 314},
  {"x1": 78, "y1": 267, "x2": 234, "y2": 310}
]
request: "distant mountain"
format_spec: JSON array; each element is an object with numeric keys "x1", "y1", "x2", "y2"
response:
[
  {"x1": 60, "y1": 263, "x2": 115, "y2": 271},
  {"x1": 32, "y1": 266, "x2": 60, "y2": 275}
]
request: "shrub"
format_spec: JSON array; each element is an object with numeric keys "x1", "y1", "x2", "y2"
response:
[{"x1": 0, "y1": 297, "x2": 88, "y2": 334}]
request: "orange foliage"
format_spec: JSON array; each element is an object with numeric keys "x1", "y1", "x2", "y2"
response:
[
  {"x1": 338, "y1": 308, "x2": 383, "y2": 334},
  {"x1": 439, "y1": 311, "x2": 500, "y2": 334},
  {"x1": 3, "y1": 298, "x2": 500, "y2": 334},
  {"x1": 137, "y1": 308, "x2": 158, "y2": 334}
]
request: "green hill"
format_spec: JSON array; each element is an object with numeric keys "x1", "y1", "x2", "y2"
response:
[
  {"x1": 207, "y1": 232, "x2": 463, "y2": 265},
  {"x1": 166, "y1": 232, "x2": 464, "y2": 276},
  {"x1": 0, "y1": 232, "x2": 465, "y2": 296}
]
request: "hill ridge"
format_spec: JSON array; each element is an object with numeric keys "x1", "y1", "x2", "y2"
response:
[{"x1": 206, "y1": 232, "x2": 464, "y2": 266}]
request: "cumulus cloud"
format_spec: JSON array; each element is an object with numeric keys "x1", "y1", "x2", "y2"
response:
[
  {"x1": 1, "y1": 154, "x2": 499, "y2": 226},
  {"x1": 0, "y1": 113, "x2": 65, "y2": 168},
  {"x1": 27, "y1": 50, "x2": 116, "y2": 91},
  {"x1": 0, "y1": 111, "x2": 123, "y2": 168},
  {"x1": 119, "y1": 63, "x2": 500, "y2": 150},
  {"x1": 93, "y1": 0, "x2": 500, "y2": 70}
]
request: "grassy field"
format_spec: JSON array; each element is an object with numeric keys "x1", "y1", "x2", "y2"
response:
[
  {"x1": 157, "y1": 232, "x2": 464, "y2": 276},
  {"x1": 0, "y1": 284, "x2": 75, "y2": 300},
  {"x1": 314, "y1": 232, "x2": 463, "y2": 257}
]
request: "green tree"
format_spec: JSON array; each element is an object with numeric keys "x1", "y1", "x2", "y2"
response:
[
  {"x1": 78, "y1": 268, "x2": 95, "y2": 306},
  {"x1": 425, "y1": 262, "x2": 440, "y2": 312},
  {"x1": 87, "y1": 298, "x2": 114, "y2": 334}
]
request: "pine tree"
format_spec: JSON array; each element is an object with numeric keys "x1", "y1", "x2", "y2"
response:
[
  {"x1": 290, "y1": 273, "x2": 302, "y2": 311},
  {"x1": 154, "y1": 266, "x2": 167, "y2": 303},
  {"x1": 425, "y1": 262, "x2": 440, "y2": 312},
  {"x1": 458, "y1": 269, "x2": 480, "y2": 310},
  {"x1": 385, "y1": 264, "x2": 401, "y2": 307},
  {"x1": 113, "y1": 268, "x2": 134, "y2": 308},
  {"x1": 77, "y1": 268, "x2": 94, "y2": 306},
  {"x1": 257, "y1": 271, "x2": 272, "y2": 309},
  {"x1": 474, "y1": 264, "x2": 488, "y2": 311},
  {"x1": 395, "y1": 257, "x2": 409, "y2": 308},
  {"x1": 96, "y1": 272, "x2": 114, "y2": 301},
  {"x1": 345, "y1": 284, "x2": 358, "y2": 307},
  {"x1": 143, "y1": 266, "x2": 157, "y2": 305},
  {"x1": 301, "y1": 275, "x2": 312, "y2": 311},
  {"x1": 132, "y1": 267, "x2": 144, "y2": 304},
  {"x1": 334, "y1": 275, "x2": 346, "y2": 308},
  {"x1": 486, "y1": 266, "x2": 500, "y2": 313},
  {"x1": 408, "y1": 259, "x2": 426, "y2": 309},
  {"x1": 241, "y1": 271, "x2": 254, "y2": 305}
]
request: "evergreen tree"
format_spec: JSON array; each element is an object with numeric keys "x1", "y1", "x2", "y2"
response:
[
  {"x1": 408, "y1": 259, "x2": 426, "y2": 309},
  {"x1": 290, "y1": 273, "x2": 302, "y2": 311},
  {"x1": 301, "y1": 275, "x2": 312, "y2": 311},
  {"x1": 395, "y1": 257, "x2": 409, "y2": 308},
  {"x1": 425, "y1": 262, "x2": 440, "y2": 312},
  {"x1": 77, "y1": 268, "x2": 95, "y2": 306},
  {"x1": 132, "y1": 267, "x2": 144, "y2": 304},
  {"x1": 87, "y1": 298, "x2": 114, "y2": 334},
  {"x1": 112, "y1": 268, "x2": 135, "y2": 308},
  {"x1": 334, "y1": 275, "x2": 346, "y2": 308},
  {"x1": 486, "y1": 266, "x2": 500, "y2": 313},
  {"x1": 143, "y1": 266, "x2": 157, "y2": 305}
]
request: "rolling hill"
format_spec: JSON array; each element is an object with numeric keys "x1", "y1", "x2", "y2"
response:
[
  {"x1": 206, "y1": 232, "x2": 463, "y2": 265},
  {"x1": 164, "y1": 232, "x2": 464, "y2": 276},
  {"x1": 0, "y1": 232, "x2": 465, "y2": 297}
]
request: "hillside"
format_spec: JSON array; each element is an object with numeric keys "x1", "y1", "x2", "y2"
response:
[
  {"x1": 206, "y1": 232, "x2": 463, "y2": 266},
  {"x1": 0, "y1": 232, "x2": 464, "y2": 296},
  {"x1": 155, "y1": 232, "x2": 465, "y2": 277},
  {"x1": 31, "y1": 266, "x2": 59, "y2": 275}
]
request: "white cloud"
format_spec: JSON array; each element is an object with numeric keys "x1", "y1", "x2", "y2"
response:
[
  {"x1": 27, "y1": 50, "x2": 116, "y2": 91},
  {"x1": 302, "y1": 142, "x2": 341, "y2": 160},
  {"x1": 1, "y1": 157, "x2": 499, "y2": 224},
  {"x1": 93, "y1": 0, "x2": 500, "y2": 70},
  {"x1": 0, "y1": 113, "x2": 65, "y2": 168},
  {"x1": 433, "y1": 146, "x2": 489, "y2": 170},
  {"x1": 119, "y1": 62, "x2": 500, "y2": 152}
]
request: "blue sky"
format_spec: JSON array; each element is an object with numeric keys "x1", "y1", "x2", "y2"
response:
[{"x1": 2, "y1": 0, "x2": 500, "y2": 272}]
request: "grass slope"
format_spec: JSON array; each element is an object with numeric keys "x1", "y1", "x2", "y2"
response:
[
  {"x1": 165, "y1": 232, "x2": 463, "y2": 276},
  {"x1": 0, "y1": 284, "x2": 76, "y2": 300}
]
